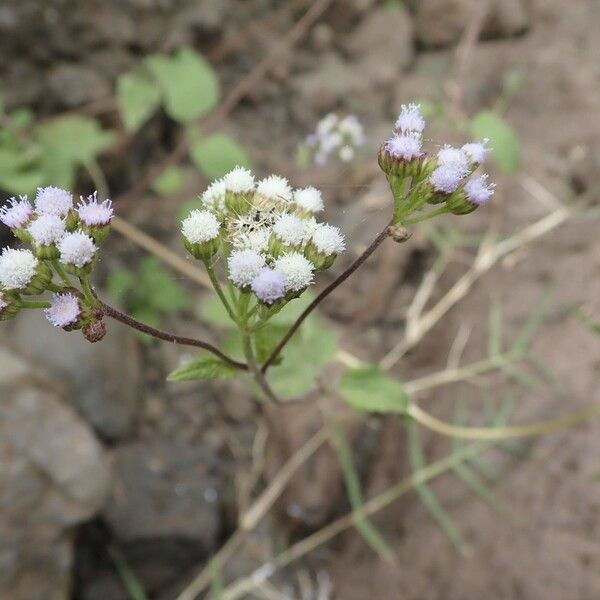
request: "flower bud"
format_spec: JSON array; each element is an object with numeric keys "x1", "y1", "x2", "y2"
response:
[
  {"x1": 27, "y1": 214, "x2": 66, "y2": 259},
  {"x1": 77, "y1": 192, "x2": 114, "y2": 243},
  {"x1": 222, "y1": 167, "x2": 255, "y2": 215},
  {"x1": 181, "y1": 210, "x2": 221, "y2": 261},
  {"x1": 378, "y1": 133, "x2": 423, "y2": 179},
  {"x1": 0, "y1": 290, "x2": 21, "y2": 321},
  {"x1": 0, "y1": 248, "x2": 52, "y2": 295},
  {"x1": 83, "y1": 318, "x2": 107, "y2": 343},
  {"x1": 0, "y1": 196, "x2": 34, "y2": 241},
  {"x1": 304, "y1": 223, "x2": 345, "y2": 271},
  {"x1": 44, "y1": 292, "x2": 83, "y2": 331},
  {"x1": 57, "y1": 231, "x2": 98, "y2": 276}
]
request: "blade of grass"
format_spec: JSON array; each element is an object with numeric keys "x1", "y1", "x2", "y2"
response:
[
  {"x1": 405, "y1": 419, "x2": 472, "y2": 555},
  {"x1": 488, "y1": 300, "x2": 503, "y2": 357},
  {"x1": 452, "y1": 397, "x2": 510, "y2": 515},
  {"x1": 329, "y1": 418, "x2": 395, "y2": 562},
  {"x1": 512, "y1": 287, "x2": 555, "y2": 356},
  {"x1": 499, "y1": 362, "x2": 540, "y2": 391},
  {"x1": 107, "y1": 544, "x2": 149, "y2": 600}
]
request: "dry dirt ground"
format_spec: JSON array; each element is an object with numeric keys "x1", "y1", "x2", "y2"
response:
[{"x1": 1, "y1": 0, "x2": 600, "y2": 598}]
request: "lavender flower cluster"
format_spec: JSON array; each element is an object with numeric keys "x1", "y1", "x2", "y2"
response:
[
  {"x1": 181, "y1": 167, "x2": 345, "y2": 307},
  {"x1": 0, "y1": 187, "x2": 113, "y2": 339},
  {"x1": 379, "y1": 104, "x2": 495, "y2": 218},
  {"x1": 305, "y1": 113, "x2": 365, "y2": 166}
]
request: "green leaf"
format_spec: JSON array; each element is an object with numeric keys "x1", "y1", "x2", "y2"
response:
[
  {"x1": 339, "y1": 365, "x2": 409, "y2": 414},
  {"x1": 267, "y1": 318, "x2": 337, "y2": 398},
  {"x1": 167, "y1": 356, "x2": 238, "y2": 382},
  {"x1": 105, "y1": 268, "x2": 136, "y2": 300},
  {"x1": 469, "y1": 110, "x2": 520, "y2": 173},
  {"x1": 137, "y1": 257, "x2": 190, "y2": 312},
  {"x1": 146, "y1": 47, "x2": 220, "y2": 124},
  {"x1": 189, "y1": 134, "x2": 251, "y2": 179},
  {"x1": 36, "y1": 116, "x2": 115, "y2": 187},
  {"x1": 116, "y1": 70, "x2": 162, "y2": 131},
  {"x1": 152, "y1": 165, "x2": 185, "y2": 196}
]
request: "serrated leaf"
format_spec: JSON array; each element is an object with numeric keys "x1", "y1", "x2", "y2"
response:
[
  {"x1": 267, "y1": 318, "x2": 337, "y2": 398},
  {"x1": 167, "y1": 356, "x2": 238, "y2": 382},
  {"x1": 339, "y1": 366, "x2": 409, "y2": 414},
  {"x1": 146, "y1": 47, "x2": 220, "y2": 123},
  {"x1": 470, "y1": 110, "x2": 520, "y2": 173},
  {"x1": 36, "y1": 116, "x2": 115, "y2": 188},
  {"x1": 152, "y1": 165, "x2": 185, "y2": 196},
  {"x1": 116, "y1": 70, "x2": 162, "y2": 131},
  {"x1": 189, "y1": 134, "x2": 251, "y2": 179}
]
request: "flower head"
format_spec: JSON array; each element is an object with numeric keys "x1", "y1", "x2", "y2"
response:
[
  {"x1": 222, "y1": 167, "x2": 255, "y2": 194},
  {"x1": 312, "y1": 224, "x2": 346, "y2": 256},
  {"x1": 201, "y1": 178, "x2": 227, "y2": 212},
  {"x1": 430, "y1": 165, "x2": 466, "y2": 194},
  {"x1": 34, "y1": 186, "x2": 73, "y2": 217},
  {"x1": 228, "y1": 249, "x2": 266, "y2": 288},
  {"x1": 251, "y1": 268, "x2": 286, "y2": 304},
  {"x1": 437, "y1": 145, "x2": 469, "y2": 172},
  {"x1": 58, "y1": 231, "x2": 97, "y2": 268},
  {"x1": 256, "y1": 175, "x2": 293, "y2": 203},
  {"x1": 395, "y1": 104, "x2": 425, "y2": 134},
  {"x1": 0, "y1": 248, "x2": 39, "y2": 290},
  {"x1": 0, "y1": 291, "x2": 8, "y2": 311},
  {"x1": 294, "y1": 187, "x2": 324, "y2": 213},
  {"x1": 464, "y1": 175, "x2": 495, "y2": 205},
  {"x1": 45, "y1": 293, "x2": 81, "y2": 328},
  {"x1": 273, "y1": 252, "x2": 314, "y2": 292},
  {"x1": 338, "y1": 115, "x2": 365, "y2": 146},
  {"x1": 77, "y1": 192, "x2": 114, "y2": 227},
  {"x1": 462, "y1": 139, "x2": 490, "y2": 165},
  {"x1": 27, "y1": 214, "x2": 66, "y2": 246},
  {"x1": 385, "y1": 133, "x2": 423, "y2": 161},
  {"x1": 273, "y1": 214, "x2": 306, "y2": 246},
  {"x1": 181, "y1": 210, "x2": 220, "y2": 244},
  {"x1": 0, "y1": 196, "x2": 33, "y2": 229}
]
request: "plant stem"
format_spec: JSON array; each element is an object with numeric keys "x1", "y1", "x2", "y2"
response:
[
  {"x1": 205, "y1": 261, "x2": 239, "y2": 324},
  {"x1": 407, "y1": 402, "x2": 600, "y2": 440},
  {"x1": 47, "y1": 282, "x2": 64, "y2": 293},
  {"x1": 51, "y1": 260, "x2": 72, "y2": 287},
  {"x1": 261, "y1": 221, "x2": 392, "y2": 373},
  {"x1": 241, "y1": 331, "x2": 281, "y2": 403},
  {"x1": 79, "y1": 275, "x2": 97, "y2": 306},
  {"x1": 403, "y1": 205, "x2": 450, "y2": 225},
  {"x1": 101, "y1": 301, "x2": 248, "y2": 371},
  {"x1": 20, "y1": 300, "x2": 51, "y2": 309}
]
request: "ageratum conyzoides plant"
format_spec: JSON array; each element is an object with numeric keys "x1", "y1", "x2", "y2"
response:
[{"x1": 0, "y1": 104, "x2": 495, "y2": 410}]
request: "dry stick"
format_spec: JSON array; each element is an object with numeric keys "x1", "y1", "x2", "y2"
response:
[
  {"x1": 111, "y1": 216, "x2": 212, "y2": 289},
  {"x1": 379, "y1": 206, "x2": 571, "y2": 370},
  {"x1": 176, "y1": 427, "x2": 330, "y2": 600},
  {"x1": 217, "y1": 443, "x2": 488, "y2": 600},
  {"x1": 261, "y1": 222, "x2": 393, "y2": 373},
  {"x1": 116, "y1": 0, "x2": 333, "y2": 208},
  {"x1": 101, "y1": 301, "x2": 247, "y2": 370}
]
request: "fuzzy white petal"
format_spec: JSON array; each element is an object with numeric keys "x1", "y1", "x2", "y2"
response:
[
  {"x1": 182, "y1": 210, "x2": 220, "y2": 244},
  {"x1": 0, "y1": 248, "x2": 38, "y2": 290},
  {"x1": 273, "y1": 252, "x2": 314, "y2": 292}
]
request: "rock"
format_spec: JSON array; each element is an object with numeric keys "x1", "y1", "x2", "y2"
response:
[
  {"x1": 47, "y1": 63, "x2": 112, "y2": 108},
  {"x1": 413, "y1": 0, "x2": 531, "y2": 48},
  {"x1": 0, "y1": 379, "x2": 111, "y2": 600},
  {"x1": 13, "y1": 310, "x2": 142, "y2": 441},
  {"x1": 345, "y1": 7, "x2": 414, "y2": 86},
  {"x1": 291, "y1": 53, "x2": 370, "y2": 111},
  {"x1": 103, "y1": 441, "x2": 222, "y2": 549}
]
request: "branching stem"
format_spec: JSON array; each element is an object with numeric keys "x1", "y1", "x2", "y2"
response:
[
  {"x1": 261, "y1": 221, "x2": 393, "y2": 373},
  {"x1": 101, "y1": 301, "x2": 248, "y2": 370}
]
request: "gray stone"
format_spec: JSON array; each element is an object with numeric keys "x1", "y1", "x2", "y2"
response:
[
  {"x1": 345, "y1": 7, "x2": 414, "y2": 86},
  {"x1": 413, "y1": 0, "x2": 531, "y2": 48},
  {"x1": 14, "y1": 310, "x2": 142, "y2": 440},
  {"x1": 0, "y1": 381, "x2": 111, "y2": 600},
  {"x1": 103, "y1": 441, "x2": 221, "y2": 549}
]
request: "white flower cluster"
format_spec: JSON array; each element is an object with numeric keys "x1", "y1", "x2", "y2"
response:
[
  {"x1": 184, "y1": 167, "x2": 347, "y2": 305},
  {"x1": 380, "y1": 104, "x2": 495, "y2": 210},
  {"x1": 0, "y1": 187, "x2": 113, "y2": 271},
  {"x1": 306, "y1": 113, "x2": 365, "y2": 165}
]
